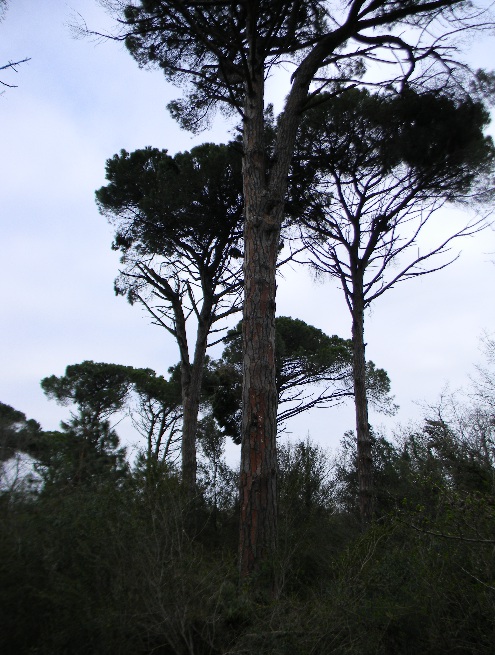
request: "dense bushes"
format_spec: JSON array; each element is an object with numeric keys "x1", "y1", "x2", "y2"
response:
[{"x1": 1, "y1": 406, "x2": 494, "y2": 654}]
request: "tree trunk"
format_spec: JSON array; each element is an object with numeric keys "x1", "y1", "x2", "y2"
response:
[
  {"x1": 237, "y1": 39, "x2": 319, "y2": 583},
  {"x1": 351, "y1": 275, "x2": 373, "y2": 523},
  {"x1": 239, "y1": 66, "x2": 279, "y2": 584},
  {"x1": 181, "y1": 370, "x2": 199, "y2": 491},
  {"x1": 181, "y1": 296, "x2": 214, "y2": 493}
]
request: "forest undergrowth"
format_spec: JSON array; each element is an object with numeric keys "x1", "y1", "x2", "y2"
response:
[{"x1": 1, "y1": 400, "x2": 494, "y2": 655}]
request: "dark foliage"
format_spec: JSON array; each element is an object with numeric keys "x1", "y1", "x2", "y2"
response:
[
  {"x1": 203, "y1": 316, "x2": 394, "y2": 443},
  {"x1": 121, "y1": 1, "x2": 328, "y2": 129},
  {"x1": 2, "y1": 393, "x2": 493, "y2": 654},
  {"x1": 96, "y1": 143, "x2": 244, "y2": 267},
  {"x1": 0, "y1": 401, "x2": 43, "y2": 462}
]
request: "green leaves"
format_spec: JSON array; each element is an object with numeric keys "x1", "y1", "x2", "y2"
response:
[
  {"x1": 41, "y1": 361, "x2": 135, "y2": 420},
  {"x1": 294, "y1": 88, "x2": 495, "y2": 198},
  {"x1": 96, "y1": 142, "x2": 244, "y2": 257}
]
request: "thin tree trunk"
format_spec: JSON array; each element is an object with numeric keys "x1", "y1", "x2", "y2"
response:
[
  {"x1": 181, "y1": 357, "x2": 205, "y2": 491},
  {"x1": 181, "y1": 295, "x2": 214, "y2": 493},
  {"x1": 351, "y1": 275, "x2": 373, "y2": 523}
]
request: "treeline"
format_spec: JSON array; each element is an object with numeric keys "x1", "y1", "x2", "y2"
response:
[{"x1": 1, "y1": 380, "x2": 494, "y2": 654}]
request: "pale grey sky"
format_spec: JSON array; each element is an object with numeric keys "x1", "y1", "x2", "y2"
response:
[{"x1": 1, "y1": 1, "x2": 494, "y2": 462}]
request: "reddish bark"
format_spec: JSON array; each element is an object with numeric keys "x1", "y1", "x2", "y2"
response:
[
  {"x1": 237, "y1": 25, "x2": 321, "y2": 581},
  {"x1": 239, "y1": 64, "x2": 279, "y2": 581}
]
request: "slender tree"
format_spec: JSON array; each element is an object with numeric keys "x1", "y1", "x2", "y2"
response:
[
  {"x1": 95, "y1": 0, "x2": 494, "y2": 579},
  {"x1": 96, "y1": 142, "x2": 244, "y2": 490},
  {"x1": 292, "y1": 88, "x2": 495, "y2": 522},
  {"x1": 128, "y1": 366, "x2": 182, "y2": 465}
]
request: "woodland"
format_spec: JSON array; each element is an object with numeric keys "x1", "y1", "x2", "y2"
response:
[{"x1": 2, "y1": 1, "x2": 495, "y2": 653}]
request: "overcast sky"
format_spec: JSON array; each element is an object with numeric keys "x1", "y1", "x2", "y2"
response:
[{"x1": 1, "y1": 1, "x2": 495, "y2": 463}]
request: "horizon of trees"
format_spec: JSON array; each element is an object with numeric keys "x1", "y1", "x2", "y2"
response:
[{"x1": 5, "y1": 0, "x2": 495, "y2": 585}]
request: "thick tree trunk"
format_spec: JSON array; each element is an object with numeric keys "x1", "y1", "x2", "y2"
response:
[
  {"x1": 237, "y1": 28, "x2": 358, "y2": 563},
  {"x1": 237, "y1": 38, "x2": 320, "y2": 583},
  {"x1": 239, "y1": 219, "x2": 279, "y2": 580},
  {"x1": 239, "y1": 68, "x2": 279, "y2": 583},
  {"x1": 351, "y1": 276, "x2": 373, "y2": 523}
]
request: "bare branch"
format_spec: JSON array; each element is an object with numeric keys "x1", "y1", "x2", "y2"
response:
[{"x1": 0, "y1": 57, "x2": 30, "y2": 87}]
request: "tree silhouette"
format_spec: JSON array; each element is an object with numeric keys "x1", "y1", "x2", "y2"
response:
[
  {"x1": 41, "y1": 361, "x2": 182, "y2": 467},
  {"x1": 96, "y1": 142, "x2": 244, "y2": 489},
  {"x1": 292, "y1": 88, "x2": 495, "y2": 522}
]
